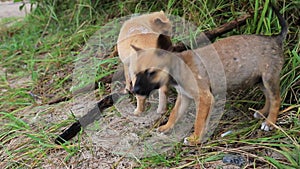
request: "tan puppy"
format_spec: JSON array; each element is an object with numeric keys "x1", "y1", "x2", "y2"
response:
[
  {"x1": 117, "y1": 11, "x2": 172, "y2": 115},
  {"x1": 130, "y1": 4, "x2": 287, "y2": 145}
]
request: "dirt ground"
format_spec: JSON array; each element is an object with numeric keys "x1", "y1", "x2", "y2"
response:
[{"x1": 0, "y1": 0, "x2": 34, "y2": 19}]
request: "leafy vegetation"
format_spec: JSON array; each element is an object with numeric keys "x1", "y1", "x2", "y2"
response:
[{"x1": 0, "y1": 0, "x2": 299, "y2": 168}]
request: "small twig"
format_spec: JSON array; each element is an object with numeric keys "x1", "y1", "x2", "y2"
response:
[
  {"x1": 48, "y1": 96, "x2": 70, "y2": 105},
  {"x1": 279, "y1": 104, "x2": 300, "y2": 114}
]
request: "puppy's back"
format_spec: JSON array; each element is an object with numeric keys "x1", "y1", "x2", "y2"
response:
[
  {"x1": 118, "y1": 11, "x2": 171, "y2": 41},
  {"x1": 117, "y1": 11, "x2": 171, "y2": 62},
  {"x1": 118, "y1": 33, "x2": 161, "y2": 63}
]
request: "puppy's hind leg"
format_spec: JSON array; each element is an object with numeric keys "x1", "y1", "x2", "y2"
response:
[
  {"x1": 157, "y1": 85, "x2": 168, "y2": 114},
  {"x1": 260, "y1": 73, "x2": 281, "y2": 131},
  {"x1": 254, "y1": 84, "x2": 270, "y2": 119}
]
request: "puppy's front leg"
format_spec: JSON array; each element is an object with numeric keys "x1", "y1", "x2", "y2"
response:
[
  {"x1": 185, "y1": 90, "x2": 213, "y2": 145},
  {"x1": 123, "y1": 64, "x2": 131, "y2": 93},
  {"x1": 158, "y1": 94, "x2": 190, "y2": 132},
  {"x1": 133, "y1": 95, "x2": 146, "y2": 115},
  {"x1": 157, "y1": 85, "x2": 168, "y2": 114}
]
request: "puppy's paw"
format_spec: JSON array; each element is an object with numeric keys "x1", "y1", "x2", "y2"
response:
[
  {"x1": 156, "y1": 106, "x2": 166, "y2": 114},
  {"x1": 261, "y1": 121, "x2": 273, "y2": 131},
  {"x1": 133, "y1": 108, "x2": 142, "y2": 116},
  {"x1": 183, "y1": 137, "x2": 189, "y2": 145},
  {"x1": 157, "y1": 124, "x2": 171, "y2": 133},
  {"x1": 122, "y1": 88, "x2": 130, "y2": 94},
  {"x1": 254, "y1": 112, "x2": 263, "y2": 119},
  {"x1": 183, "y1": 135, "x2": 200, "y2": 146}
]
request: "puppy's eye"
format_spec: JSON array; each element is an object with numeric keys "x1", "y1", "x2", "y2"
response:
[
  {"x1": 149, "y1": 71, "x2": 156, "y2": 76},
  {"x1": 145, "y1": 69, "x2": 156, "y2": 77}
]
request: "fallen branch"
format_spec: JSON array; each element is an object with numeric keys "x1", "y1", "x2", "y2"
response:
[
  {"x1": 48, "y1": 96, "x2": 70, "y2": 105},
  {"x1": 55, "y1": 93, "x2": 126, "y2": 144},
  {"x1": 204, "y1": 13, "x2": 252, "y2": 41},
  {"x1": 172, "y1": 13, "x2": 252, "y2": 50}
]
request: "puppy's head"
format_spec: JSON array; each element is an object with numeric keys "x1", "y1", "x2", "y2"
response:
[
  {"x1": 149, "y1": 11, "x2": 171, "y2": 35},
  {"x1": 129, "y1": 36, "x2": 174, "y2": 96}
]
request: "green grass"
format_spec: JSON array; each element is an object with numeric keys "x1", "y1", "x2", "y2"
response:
[{"x1": 0, "y1": 0, "x2": 299, "y2": 168}]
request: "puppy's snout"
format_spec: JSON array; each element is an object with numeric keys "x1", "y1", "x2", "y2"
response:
[{"x1": 132, "y1": 85, "x2": 141, "y2": 94}]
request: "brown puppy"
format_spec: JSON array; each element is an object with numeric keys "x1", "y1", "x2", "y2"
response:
[
  {"x1": 117, "y1": 11, "x2": 172, "y2": 115},
  {"x1": 130, "y1": 4, "x2": 287, "y2": 145}
]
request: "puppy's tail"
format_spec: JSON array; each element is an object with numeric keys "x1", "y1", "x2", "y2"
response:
[
  {"x1": 270, "y1": 2, "x2": 288, "y2": 40},
  {"x1": 55, "y1": 93, "x2": 125, "y2": 145}
]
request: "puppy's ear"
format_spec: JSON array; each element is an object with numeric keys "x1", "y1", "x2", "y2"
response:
[
  {"x1": 131, "y1": 45, "x2": 143, "y2": 52},
  {"x1": 157, "y1": 34, "x2": 172, "y2": 51},
  {"x1": 154, "y1": 17, "x2": 168, "y2": 26},
  {"x1": 171, "y1": 42, "x2": 190, "y2": 52}
]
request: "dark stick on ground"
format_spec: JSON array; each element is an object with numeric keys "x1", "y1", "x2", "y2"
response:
[
  {"x1": 48, "y1": 96, "x2": 70, "y2": 105},
  {"x1": 55, "y1": 93, "x2": 126, "y2": 144},
  {"x1": 203, "y1": 14, "x2": 251, "y2": 41},
  {"x1": 172, "y1": 13, "x2": 252, "y2": 50}
]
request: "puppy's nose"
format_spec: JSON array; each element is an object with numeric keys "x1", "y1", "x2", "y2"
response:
[{"x1": 132, "y1": 85, "x2": 140, "y2": 94}]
